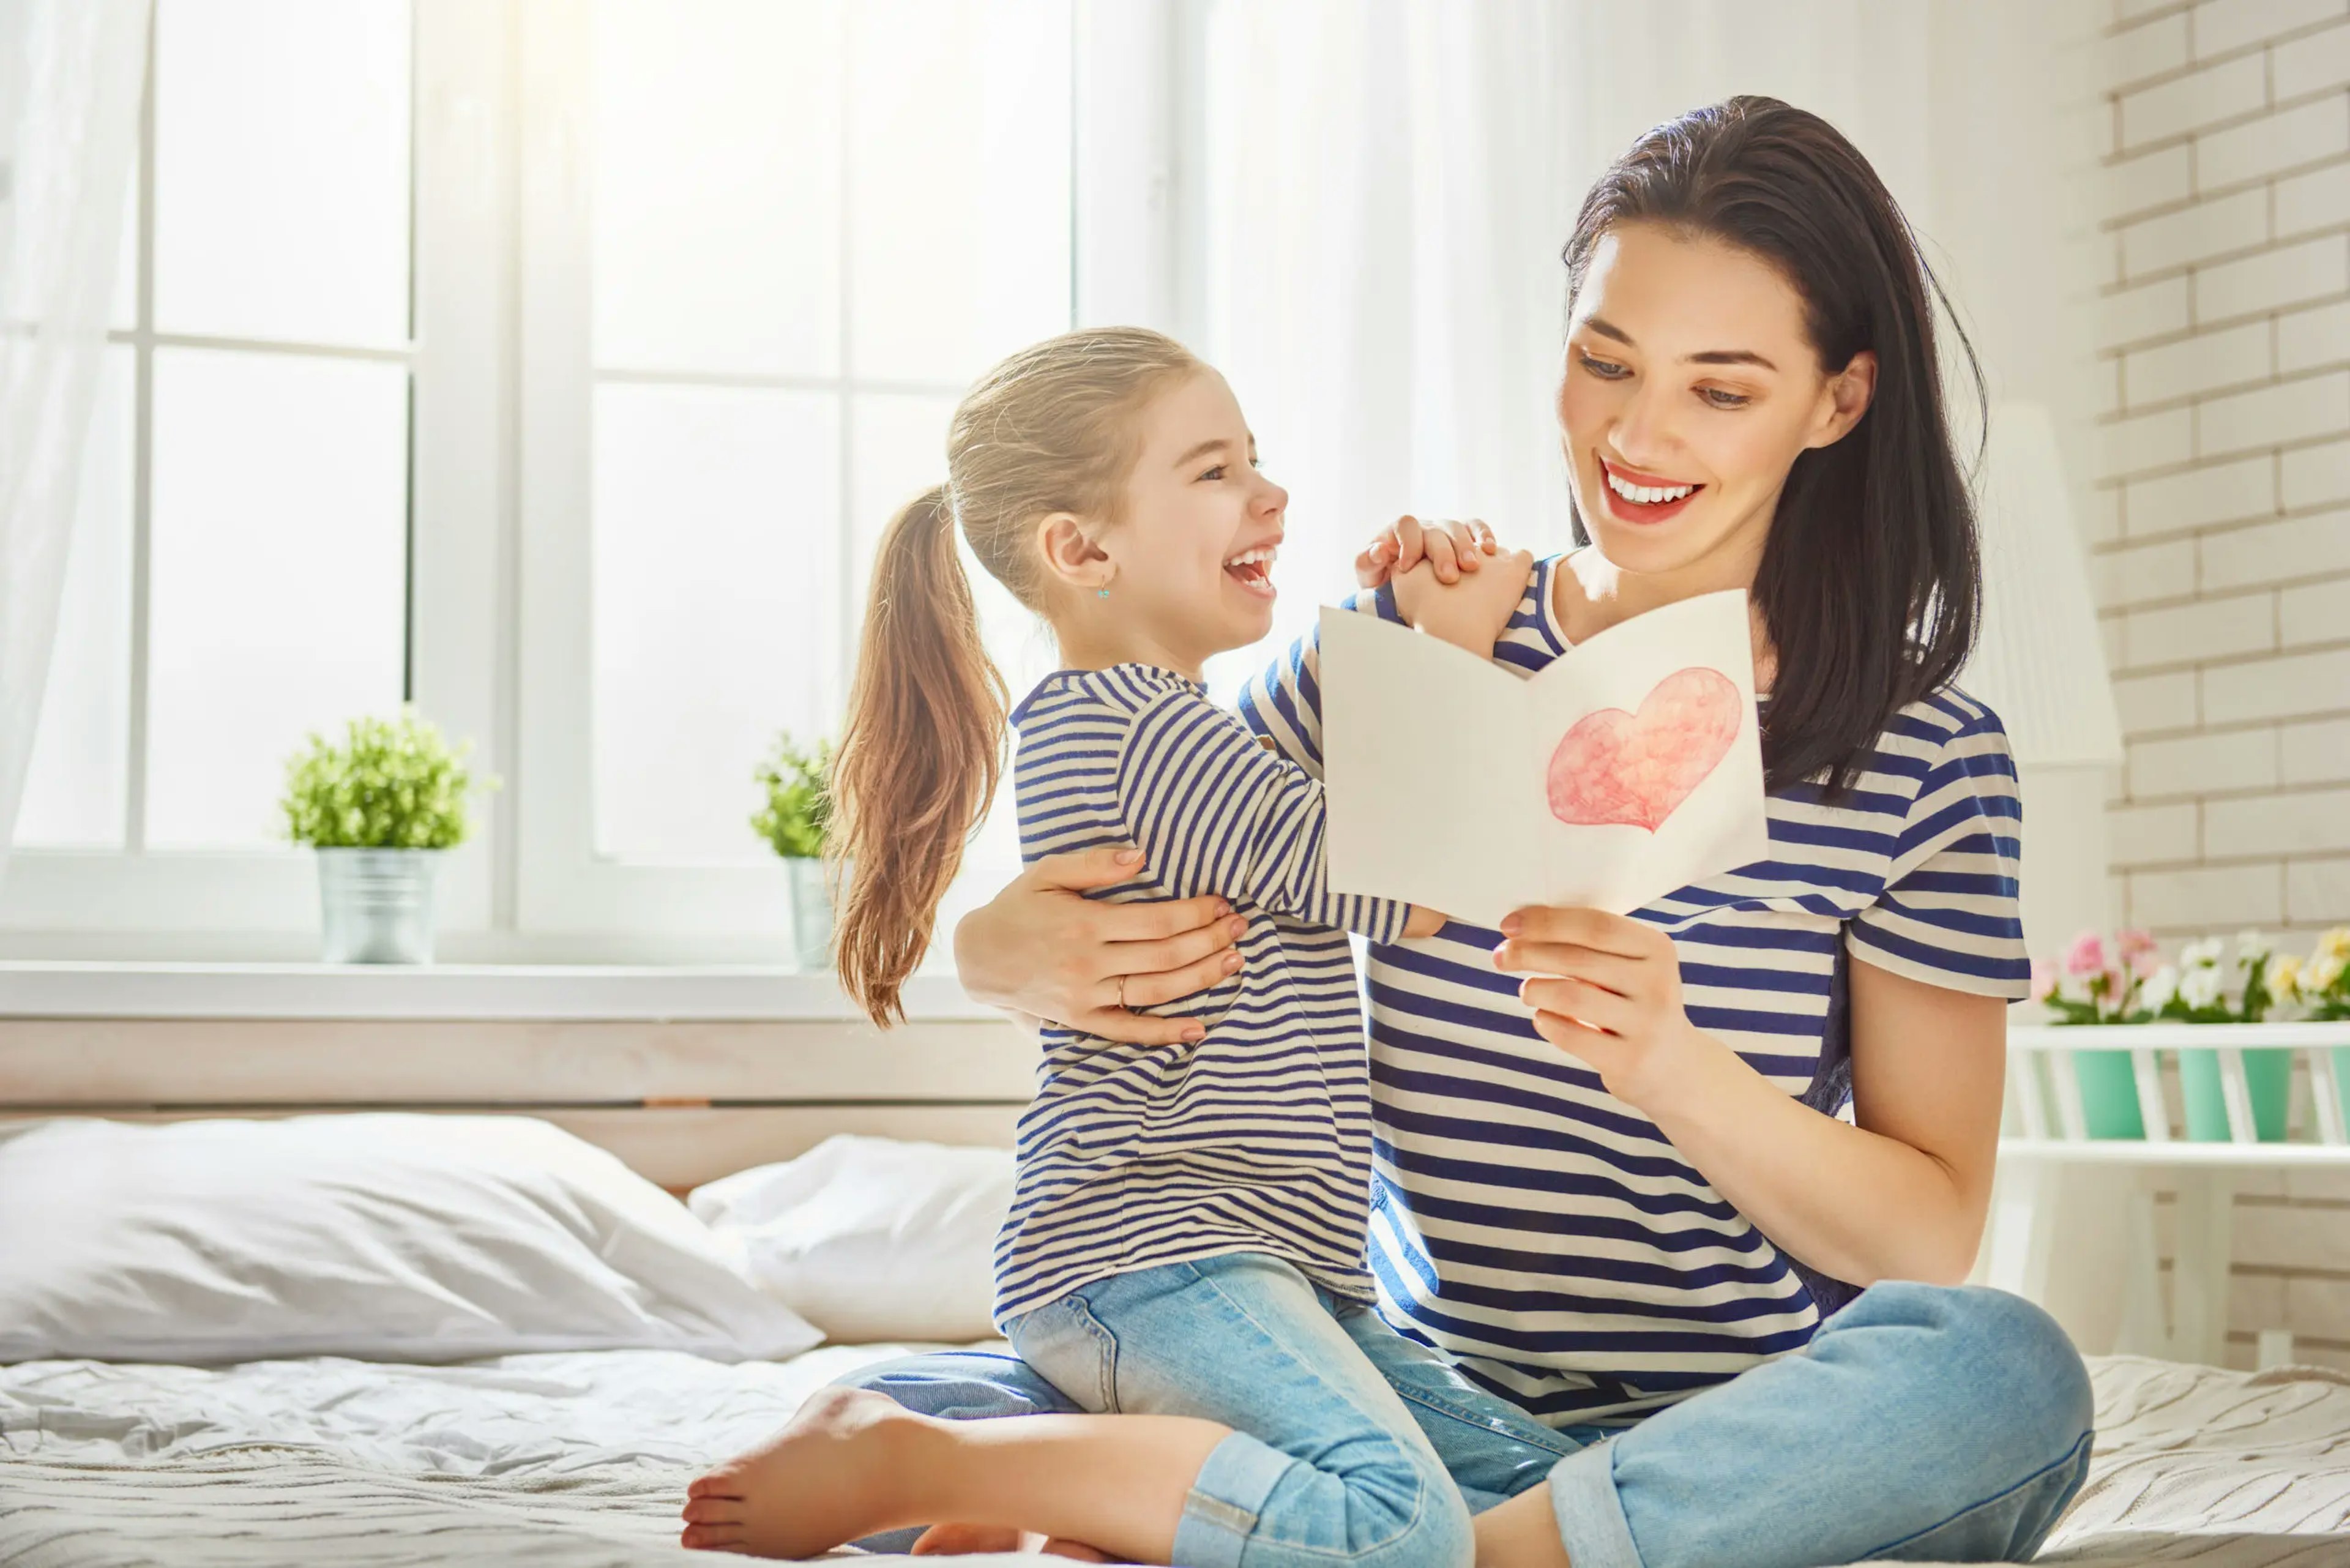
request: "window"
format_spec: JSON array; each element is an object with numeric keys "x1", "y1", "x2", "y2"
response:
[
  {"x1": 4, "y1": 0, "x2": 1169, "y2": 962},
  {"x1": 20, "y1": 0, "x2": 413, "y2": 855}
]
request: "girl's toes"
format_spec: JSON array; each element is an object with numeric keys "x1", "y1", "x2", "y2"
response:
[
  {"x1": 679, "y1": 1524, "x2": 745, "y2": 1552},
  {"x1": 911, "y1": 1523, "x2": 1024, "y2": 1555},
  {"x1": 681, "y1": 1496, "x2": 742, "y2": 1525},
  {"x1": 686, "y1": 1469, "x2": 744, "y2": 1501}
]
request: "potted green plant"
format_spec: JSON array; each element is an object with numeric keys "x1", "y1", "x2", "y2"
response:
[
  {"x1": 280, "y1": 707, "x2": 496, "y2": 964},
  {"x1": 752, "y1": 733, "x2": 835, "y2": 971}
]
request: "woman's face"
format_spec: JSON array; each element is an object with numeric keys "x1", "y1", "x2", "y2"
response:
[{"x1": 1556, "y1": 221, "x2": 1874, "y2": 578}]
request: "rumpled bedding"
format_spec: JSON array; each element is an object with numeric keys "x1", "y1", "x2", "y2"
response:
[{"x1": 2, "y1": 1350, "x2": 2344, "y2": 1564}]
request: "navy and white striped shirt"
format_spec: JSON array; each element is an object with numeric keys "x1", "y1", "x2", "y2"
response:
[
  {"x1": 1238, "y1": 555, "x2": 2031, "y2": 1426},
  {"x1": 993, "y1": 663, "x2": 1412, "y2": 1325}
]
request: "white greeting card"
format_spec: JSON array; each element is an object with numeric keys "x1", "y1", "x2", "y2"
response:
[{"x1": 1320, "y1": 588, "x2": 1770, "y2": 927}]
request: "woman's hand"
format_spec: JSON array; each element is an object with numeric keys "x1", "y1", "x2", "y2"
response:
[
  {"x1": 951, "y1": 845, "x2": 1248, "y2": 1046},
  {"x1": 1355, "y1": 516, "x2": 1499, "y2": 589},
  {"x1": 1491, "y1": 906, "x2": 1722, "y2": 1111}
]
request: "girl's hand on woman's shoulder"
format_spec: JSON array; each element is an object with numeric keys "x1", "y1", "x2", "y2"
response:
[
  {"x1": 1355, "y1": 514, "x2": 1534, "y2": 660},
  {"x1": 1354, "y1": 515, "x2": 1499, "y2": 588},
  {"x1": 1491, "y1": 906, "x2": 1720, "y2": 1112},
  {"x1": 1394, "y1": 549, "x2": 1535, "y2": 659}
]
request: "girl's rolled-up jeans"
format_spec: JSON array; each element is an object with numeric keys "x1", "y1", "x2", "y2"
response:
[{"x1": 841, "y1": 1274, "x2": 2094, "y2": 1568}]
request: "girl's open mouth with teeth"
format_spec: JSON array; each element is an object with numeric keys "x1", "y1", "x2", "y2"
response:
[
  {"x1": 1223, "y1": 544, "x2": 1278, "y2": 598},
  {"x1": 1598, "y1": 456, "x2": 1705, "y2": 523}
]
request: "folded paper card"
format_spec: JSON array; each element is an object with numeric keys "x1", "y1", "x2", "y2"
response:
[{"x1": 1321, "y1": 588, "x2": 1770, "y2": 927}]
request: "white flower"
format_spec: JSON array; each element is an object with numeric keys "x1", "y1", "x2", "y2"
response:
[
  {"x1": 2236, "y1": 930, "x2": 2272, "y2": 964},
  {"x1": 2310, "y1": 952, "x2": 2348, "y2": 993},
  {"x1": 2180, "y1": 964, "x2": 2225, "y2": 1010},
  {"x1": 2181, "y1": 936, "x2": 2225, "y2": 968},
  {"x1": 2139, "y1": 965, "x2": 2180, "y2": 1014}
]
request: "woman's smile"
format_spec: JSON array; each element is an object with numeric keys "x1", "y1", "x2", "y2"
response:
[{"x1": 1597, "y1": 454, "x2": 1706, "y2": 525}]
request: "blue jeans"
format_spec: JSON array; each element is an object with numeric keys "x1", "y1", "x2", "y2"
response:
[
  {"x1": 842, "y1": 1278, "x2": 2094, "y2": 1567},
  {"x1": 1021, "y1": 1253, "x2": 1498, "y2": 1567}
]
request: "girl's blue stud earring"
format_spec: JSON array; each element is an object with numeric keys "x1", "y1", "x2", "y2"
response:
[{"x1": 1098, "y1": 586, "x2": 1111, "y2": 599}]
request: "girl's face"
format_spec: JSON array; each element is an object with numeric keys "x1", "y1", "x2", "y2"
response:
[
  {"x1": 1557, "y1": 222, "x2": 1874, "y2": 578},
  {"x1": 1080, "y1": 370, "x2": 1288, "y2": 674}
]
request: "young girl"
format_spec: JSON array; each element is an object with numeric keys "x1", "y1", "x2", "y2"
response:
[{"x1": 680, "y1": 328, "x2": 1551, "y2": 1564}]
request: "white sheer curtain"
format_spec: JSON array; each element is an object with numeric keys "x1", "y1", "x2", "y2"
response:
[
  {"x1": 1194, "y1": 0, "x2": 2106, "y2": 697},
  {"x1": 1196, "y1": 0, "x2": 1580, "y2": 696},
  {"x1": 0, "y1": 0, "x2": 148, "y2": 878}
]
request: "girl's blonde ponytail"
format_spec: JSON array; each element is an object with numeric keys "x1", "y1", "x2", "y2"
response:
[{"x1": 830, "y1": 485, "x2": 1007, "y2": 1026}]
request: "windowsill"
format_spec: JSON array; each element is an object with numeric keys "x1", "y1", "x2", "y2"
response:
[{"x1": 0, "y1": 961, "x2": 996, "y2": 1023}]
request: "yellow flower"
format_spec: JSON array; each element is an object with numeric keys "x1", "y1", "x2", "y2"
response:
[
  {"x1": 2268, "y1": 954, "x2": 2301, "y2": 999},
  {"x1": 2321, "y1": 927, "x2": 2350, "y2": 961},
  {"x1": 2311, "y1": 952, "x2": 2348, "y2": 994}
]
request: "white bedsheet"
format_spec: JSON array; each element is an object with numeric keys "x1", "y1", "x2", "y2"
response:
[{"x1": 2, "y1": 1350, "x2": 2346, "y2": 1564}]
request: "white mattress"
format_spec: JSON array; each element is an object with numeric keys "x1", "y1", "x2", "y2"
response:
[{"x1": 2, "y1": 1349, "x2": 2344, "y2": 1565}]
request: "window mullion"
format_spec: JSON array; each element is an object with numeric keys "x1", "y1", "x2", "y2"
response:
[
  {"x1": 408, "y1": 0, "x2": 517, "y2": 939},
  {"x1": 123, "y1": 6, "x2": 157, "y2": 855}
]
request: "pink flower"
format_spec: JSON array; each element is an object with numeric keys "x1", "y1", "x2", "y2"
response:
[
  {"x1": 2064, "y1": 930, "x2": 2108, "y2": 978},
  {"x1": 2030, "y1": 958, "x2": 2057, "y2": 1002},
  {"x1": 2132, "y1": 947, "x2": 2164, "y2": 980},
  {"x1": 2118, "y1": 928, "x2": 2157, "y2": 961}
]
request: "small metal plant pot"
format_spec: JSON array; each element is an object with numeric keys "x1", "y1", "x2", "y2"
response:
[
  {"x1": 785, "y1": 855, "x2": 835, "y2": 973},
  {"x1": 316, "y1": 847, "x2": 442, "y2": 965}
]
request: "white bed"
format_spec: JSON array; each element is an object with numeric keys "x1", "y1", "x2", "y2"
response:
[
  {"x1": 4, "y1": 1347, "x2": 2349, "y2": 1566},
  {"x1": 0, "y1": 1032, "x2": 2342, "y2": 1568}
]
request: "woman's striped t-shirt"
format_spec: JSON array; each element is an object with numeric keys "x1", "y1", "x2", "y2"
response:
[
  {"x1": 1237, "y1": 554, "x2": 2032, "y2": 1426},
  {"x1": 992, "y1": 662, "x2": 1411, "y2": 1326}
]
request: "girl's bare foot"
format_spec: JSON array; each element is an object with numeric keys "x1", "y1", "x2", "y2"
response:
[
  {"x1": 681, "y1": 1387, "x2": 927, "y2": 1558},
  {"x1": 911, "y1": 1523, "x2": 1116, "y2": 1561}
]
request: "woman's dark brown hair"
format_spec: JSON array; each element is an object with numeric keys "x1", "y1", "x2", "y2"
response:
[
  {"x1": 1564, "y1": 95, "x2": 1986, "y2": 794},
  {"x1": 831, "y1": 327, "x2": 1201, "y2": 1026}
]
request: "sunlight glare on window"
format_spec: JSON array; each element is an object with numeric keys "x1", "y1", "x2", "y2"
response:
[
  {"x1": 153, "y1": 0, "x2": 411, "y2": 348},
  {"x1": 848, "y1": 0, "x2": 1073, "y2": 383},
  {"x1": 591, "y1": 0, "x2": 842, "y2": 378},
  {"x1": 144, "y1": 349, "x2": 408, "y2": 849},
  {"x1": 591, "y1": 384, "x2": 841, "y2": 864}
]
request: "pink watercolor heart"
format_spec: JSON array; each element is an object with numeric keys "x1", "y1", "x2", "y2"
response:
[{"x1": 1546, "y1": 668, "x2": 1742, "y2": 834}]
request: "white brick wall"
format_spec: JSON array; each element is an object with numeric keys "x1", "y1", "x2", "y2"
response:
[{"x1": 2091, "y1": 0, "x2": 2350, "y2": 1370}]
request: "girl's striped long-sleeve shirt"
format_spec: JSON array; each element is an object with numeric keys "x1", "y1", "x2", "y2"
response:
[{"x1": 991, "y1": 662, "x2": 1411, "y2": 1326}]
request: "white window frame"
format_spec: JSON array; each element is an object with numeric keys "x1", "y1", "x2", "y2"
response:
[{"x1": 0, "y1": 0, "x2": 1186, "y2": 963}]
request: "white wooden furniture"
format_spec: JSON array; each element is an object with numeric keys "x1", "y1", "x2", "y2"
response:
[
  {"x1": 0, "y1": 963, "x2": 1032, "y2": 1192},
  {"x1": 1986, "y1": 1021, "x2": 2350, "y2": 1368}
]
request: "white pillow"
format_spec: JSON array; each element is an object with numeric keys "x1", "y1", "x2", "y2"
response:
[
  {"x1": 690, "y1": 1135, "x2": 1012, "y2": 1343},
  {"x1": 0, "y1": 1115, "x2": 821, "y2": 1365}
]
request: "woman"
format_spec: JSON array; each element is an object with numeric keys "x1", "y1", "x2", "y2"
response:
[{"x1": 850, "y1": 96, "x2": 2094, "y2": 1568}]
